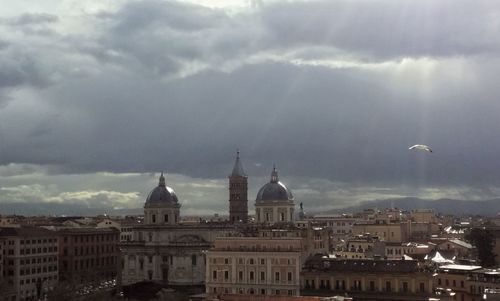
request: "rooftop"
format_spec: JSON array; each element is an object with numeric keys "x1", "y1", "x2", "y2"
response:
[{"x1": 0, "y1": 226, "x2": 57, "y2": 237}]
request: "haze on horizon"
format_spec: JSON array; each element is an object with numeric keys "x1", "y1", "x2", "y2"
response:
[{"x1": 1, "y1": 0, "x2": 500, "y2": 216}]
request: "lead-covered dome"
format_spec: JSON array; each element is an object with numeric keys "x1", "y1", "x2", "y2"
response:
[
  {"x1": 255, "y1": 166, "x2": 293, "y2": 202},
  {"x1": 145, "y1": 173, "x2": 179, "y2": 205}
]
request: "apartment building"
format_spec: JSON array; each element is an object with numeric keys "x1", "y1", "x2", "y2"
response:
[
  {"x1": 435, "y1": 264, "x2": 500, "y2": 301},
  {"x1": 57, "y1": 227, "x2": 120, "y2": 285},
  {"x1": 306, "y1": 215, "x2": 359, "y2": 249},
  {"x1": 206, "y1": 235, "x2": 302, "y2": 296},
  {"x1": 206, "y1": 225, "x2": 330, "y2": 297},
  {"x1": 352, "y1": 221, "x2": 408, "y2": 243},
  {"x1": 301, "y1": 257, "x2": 435, "y2": 301},
  {"x1": 0, "y1": 227, "x2": 59, "y2": 301}
]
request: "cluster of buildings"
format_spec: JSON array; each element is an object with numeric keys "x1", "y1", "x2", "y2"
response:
[
  {"x1": 1, "y1": 152, "x2": 500, "y2": 301},
  {"x1": 0, "y1": 216, "x2": 121, "y2": 300}
]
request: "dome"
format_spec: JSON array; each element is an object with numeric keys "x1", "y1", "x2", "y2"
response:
[
  {"x1": 145, "y1": 173, "x2": 179, "y2": 205},
  {"x1": 255, "y1": 166, "x2": 293, "y2": 202}
]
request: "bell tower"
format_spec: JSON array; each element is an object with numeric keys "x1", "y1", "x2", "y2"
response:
[{"x1": 229, "y1": 150, "x2": 248, "y2": 223}]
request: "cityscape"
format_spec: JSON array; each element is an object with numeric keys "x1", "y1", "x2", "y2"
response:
[
  {"x1": 2, "y1": 0, "x2": 500, "y2": 301},
  {"x1": 1, "y1": 152, "x2": 500, "y2": 301}
]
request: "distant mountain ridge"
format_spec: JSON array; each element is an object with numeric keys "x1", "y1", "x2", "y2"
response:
[
  {"x1": 0, "y1": 197, "x2": 498, "y2": 217},
  {"x1": 320, "y1": 197, "x2": 500, "y2": 216},
  {"x1": 0, "y1": 201, "x2": 142, "y2": 216}
]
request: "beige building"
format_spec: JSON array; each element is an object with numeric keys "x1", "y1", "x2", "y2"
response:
[
  {"x1": 206, "y1": 226, "x2": 329, "y2": 297},
  {"x1": 302, "y1": 257, "x2": 435, "y2": 301},
  {"x1": 384, "y1": 242, "x2": 432, "y2": 260},
  {"x1": 206, "y1": 234, "x2": 302, "y2": 296},
  {"x1": 410, "y1": 209, "x2": 437, "y2": 224},
  {"x1": 0, "y1": 227, "x2": 59, "y2": 301},
  {"x1": 306, "y1": 214, "x2": 359, "y2": 250},
  {"x1": 0, "y1": 216, "x2": 18, "y2": 227},
  {"x1": 352, "y1": 221, "x2": 408, "y2": 243}
]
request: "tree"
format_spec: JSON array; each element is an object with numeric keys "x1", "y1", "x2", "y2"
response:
[{"x1": 465, "y1": 227, "x2": 497, "y2": 267}]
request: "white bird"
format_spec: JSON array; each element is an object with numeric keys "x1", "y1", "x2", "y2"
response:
[{"x1": 409, "y1": 144, "x2": 433, "y2": 153}]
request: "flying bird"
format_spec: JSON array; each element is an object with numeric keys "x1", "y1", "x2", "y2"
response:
[{"x1": 409, "y1": 144, "x2": 432, "y2": 153}]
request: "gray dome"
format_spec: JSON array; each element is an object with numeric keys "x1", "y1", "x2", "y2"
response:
[
  {"x1": 255, "y1": 167, "x2": 293, "y2": 202},
  {"x1": 145, "y1": 173, "x2": 179, "y2": 205}
]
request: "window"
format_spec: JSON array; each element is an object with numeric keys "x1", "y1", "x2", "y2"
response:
[
  {"x1": 239, "y1": 271, "x2": 243, "y2": 281},
  {"x1": 419, "y1": 282, "x2": 425, "y2": 293},
  {"x1": 224, "y1": 271, "x2": 229, "y2": 280},
  {"x1": 164, "y1": 214, "x2": 168, "y2": 222},
  {"x1": 250, "y1": 271, "x2": 254, "y2": 280},
  {"x1": 275, "y1": 272, "x2": 280, "y2": 282},
  {"x1": 402, "y1": 282, "x2": 408, "y2": 292},
  {"x1": 152, "y1": 214, "x2": 156, "y2": 223},
  {"x1": 261, "y1": 271, "x2": 265, "y2": 281},
  {"x1": 192, "y1": 255, "x2": 197, "y2": 266},
  {"x1": 213, "y1": 271, "x2": 217, "y2": 280},
  {"x1": 288, "y1": 272, "x2": 292, "y2": 282}
]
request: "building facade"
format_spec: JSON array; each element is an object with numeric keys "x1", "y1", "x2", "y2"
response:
[
  {"x1": 206, "y1": 235, "x2": 302, "y2": 296},
  {"x1": 206, "y1": 225, "x2": 330, "y2": 297},
  {"x1": 0, "y1": 227, "x2": 59, "y2": 301},
  {"x1": 120, "y1": 173, "x2": 234, "y2": 286},
  {"x1": 57, "y1": 227, "x2": 120, "y2": 285},
  {"x1": 435, "y1": 264, "x2": 500, "y2": 301},
  {"x1": 301, "y1": 257, "x2": 435, "y2": 301}
]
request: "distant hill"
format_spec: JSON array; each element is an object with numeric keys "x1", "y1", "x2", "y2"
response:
[
  {"x1": 320, "y1": 197, "x2": 500, "y2": 216},
  {"x1": 0, "y1": 197, "x2": 499, "y2": 217},
  {"x1": 0, "y1": 201, "x2": 142, "y2": 217}
]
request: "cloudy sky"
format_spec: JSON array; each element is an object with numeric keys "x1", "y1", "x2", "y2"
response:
[{"x1": 1, "y1": 0, "x2": 500, "y2": 216}]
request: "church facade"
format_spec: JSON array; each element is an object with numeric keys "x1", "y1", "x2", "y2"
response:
[
  {"x1": 120, "y1": 152, "x2": 328, "y2": 290},
  {"x1": 120, "y1": 173, "x2": 234, "y2": 286}
]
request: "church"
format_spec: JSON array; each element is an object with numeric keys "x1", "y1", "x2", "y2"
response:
[{"x1": 120, "y1": 152, "x2": 327, "y2": 288}]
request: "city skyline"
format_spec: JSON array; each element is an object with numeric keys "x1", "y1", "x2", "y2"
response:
[{"x1": 2, "y1": 0, "x2": 500, "y2": 215}]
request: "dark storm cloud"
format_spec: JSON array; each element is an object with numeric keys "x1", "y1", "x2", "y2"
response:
[
  {"x1": 88, "y1": 0, "x2": 232, "y2": 76},
  {"x1": 1, "y1": 0, "x2": 500, "y2": 195},
  {"x1": 2, "y1": 60, "x2": 500, "y2": 189},
  {"x1": 0, "y1": 54, "x2": 50, "y2": 88}
]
